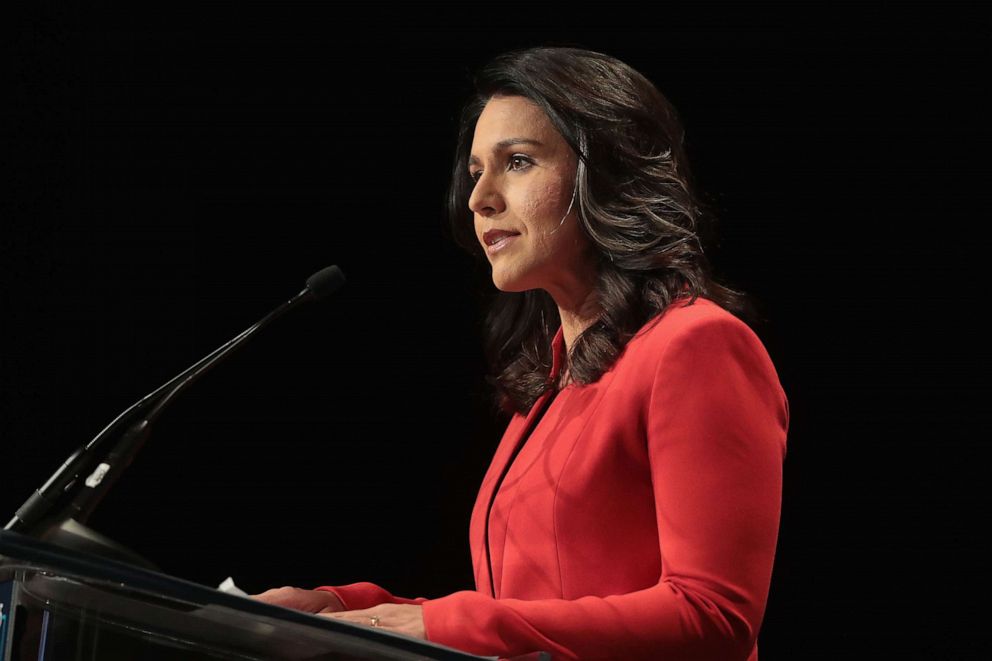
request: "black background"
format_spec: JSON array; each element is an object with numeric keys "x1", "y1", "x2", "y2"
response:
[{"x1": 4, "y1": 3, "x2": 987, "y2": 658}]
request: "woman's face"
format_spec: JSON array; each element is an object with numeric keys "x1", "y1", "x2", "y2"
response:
[{"x1": 468, "y1": 95, "x2": 595, "y2": 301}]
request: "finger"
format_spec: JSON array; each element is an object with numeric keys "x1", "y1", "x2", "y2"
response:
[
  {"x1": 316, "y1": 612, "x2": 378, "y2": 628},
  {"x1": 249, "y1": 587, "x2": 288, "y2": 600},
  {"x1": 318, "y1": 607, "x2": 371, "y2": 617},
  {"x1": 317, "y1": 612, "x2": 356, "y2": 620},
  {"x1": 316, "y1": 611, "x2": 347, "y2": 620}
]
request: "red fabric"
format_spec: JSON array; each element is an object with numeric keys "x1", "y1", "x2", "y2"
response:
[{"x1": 316, "y1": 297, "x2": 789, "y2": 660}]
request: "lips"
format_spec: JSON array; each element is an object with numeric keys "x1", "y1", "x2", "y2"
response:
[
  {"x1": 484, "y1": 231, "x2": 520, "y2": 256},
  {"x1": 483, "y1": 229, "x2": 521, "y2": 246}
]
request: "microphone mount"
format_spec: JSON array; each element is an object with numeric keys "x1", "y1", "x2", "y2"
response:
[{"x1": 4, "y1": 266, "x2": 345, "y2": 569}]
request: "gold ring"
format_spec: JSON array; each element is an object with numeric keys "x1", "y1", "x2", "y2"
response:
[{"x1": 369, "y1": 615, "x2": 381, "y2": 627}]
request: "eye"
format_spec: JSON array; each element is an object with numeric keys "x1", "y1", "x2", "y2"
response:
[
  {"x1": 468, "y1": 154, "x2": 533, "y2": 185},
  {"x1": 509, "y1": 154, "x2": 531, "y2": 169}
]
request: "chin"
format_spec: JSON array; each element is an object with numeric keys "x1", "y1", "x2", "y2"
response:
[
  {"x1": 490, "y1": 262, "x2": 541, "y2": 293},
  {"x1": 492, "y1": 279, "x2": 541, "y2": 295},
  {"x1": 490, "y1": 274, "x2": 528, "y2": 293},
  {"x1": 491, "y1": 280, "x2": 521, "y2": 293}
]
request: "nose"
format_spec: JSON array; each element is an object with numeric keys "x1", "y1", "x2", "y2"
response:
[{"x1": 467, "y1": 171, "x2": 505, "y2": 217}]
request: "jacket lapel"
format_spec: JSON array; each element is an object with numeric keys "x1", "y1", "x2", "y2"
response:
[{"x1": 470, "y1": 326, "x2": 566, "y2": 596}]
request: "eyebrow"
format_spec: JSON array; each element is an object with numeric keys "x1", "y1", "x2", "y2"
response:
[{"x1": 468, "y1": 138, "x2": 544, "y2": 167}]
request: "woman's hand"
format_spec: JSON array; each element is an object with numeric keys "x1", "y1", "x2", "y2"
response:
[
  {"x1": 249, "y1": 586, "x2": 345, "y2": 613},
  {"x1": 318, "y1": 604, "x2": 426, "y2": 640},
  {"x1": 250, "y1": 588, "x2": 426, "y2": 639}
]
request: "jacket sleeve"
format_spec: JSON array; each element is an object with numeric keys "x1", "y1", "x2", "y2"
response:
[
  {"x1": 418, "y1": 315, "x2": 790, "y2": 660},
  {"x1": 314, "y1": 581, "x2": 427, "y2": 611},
  {"x1": 313, "y1": 582, "x2": 429, "y2": 610}
]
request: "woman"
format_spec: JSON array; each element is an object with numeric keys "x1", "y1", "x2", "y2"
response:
[{"x1": 254, "y1": 46, "x2": 789, "y2": 661}]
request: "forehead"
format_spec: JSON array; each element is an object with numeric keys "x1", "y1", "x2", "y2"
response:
[{"x1": 470, "y1": 96, "x2": 559, "y2": 156}]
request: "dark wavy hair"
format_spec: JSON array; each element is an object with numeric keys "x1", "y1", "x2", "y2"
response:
[{"x1": 445, "y1": 45, "x2": 757, "y2": 416}]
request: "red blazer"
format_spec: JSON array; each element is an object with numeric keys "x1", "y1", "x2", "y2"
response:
[{"x1": 318, "y1": 296, "x2": 790, "y2": 660}]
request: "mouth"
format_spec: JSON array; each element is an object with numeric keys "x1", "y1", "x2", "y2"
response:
[
  {"x1": 483, "y1": 229, "x2": 521, "y2": 246},
  {"x1": 483, "y1": 229, "x2": 521, "y2": 256}
]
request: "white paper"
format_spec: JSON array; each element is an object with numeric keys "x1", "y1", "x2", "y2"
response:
[{"x1": 217, "y1": 576, "x2": 249, "y2": 597}]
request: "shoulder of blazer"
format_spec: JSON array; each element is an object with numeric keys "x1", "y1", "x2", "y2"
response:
[
  {"x1": 622, "y1": 296, "x2": 767, "y2": 369},
  {"x1": 631, "y1": 296, "x2": 744, "y2": 344},
  {"x1": 624, "y1": 297, "x2": 786, "y2": 415}
]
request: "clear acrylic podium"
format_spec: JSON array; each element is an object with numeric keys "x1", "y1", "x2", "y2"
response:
[{"x1": 0, "y1": 531, "x2": 548, "y2": 660}]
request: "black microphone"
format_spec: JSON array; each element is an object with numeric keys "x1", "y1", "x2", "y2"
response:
[{"x1": 4, "y1": 265, "x2": 345, "y2": 565}]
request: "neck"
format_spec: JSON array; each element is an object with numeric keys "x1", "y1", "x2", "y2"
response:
[
  {"x1": 544, "y1": 258, "x2": 600, "y2": 386},
  {"x1": 557, "y1": 305, "x2": 599, "y2": 355},
  {"x1": 552, "y1": 290, "x2": 600, "y2": 390}
]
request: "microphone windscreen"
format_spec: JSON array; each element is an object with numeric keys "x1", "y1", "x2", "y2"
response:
[{"x1": 306, "y1": 265, "x2": 346, "y2": 299}]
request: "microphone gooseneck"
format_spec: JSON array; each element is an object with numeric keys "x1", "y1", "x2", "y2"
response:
[{"x1": 4, "y1": 266, "x2": 346, "y2": 567}]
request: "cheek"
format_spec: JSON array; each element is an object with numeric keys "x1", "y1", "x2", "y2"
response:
[{"x1": 519, "y1": 179, "x2": 568, "y2": 227}]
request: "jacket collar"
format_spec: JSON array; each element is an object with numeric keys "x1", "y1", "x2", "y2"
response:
[{"x1": 547, "y1": 324, "x2": 566, "y2": 386}]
